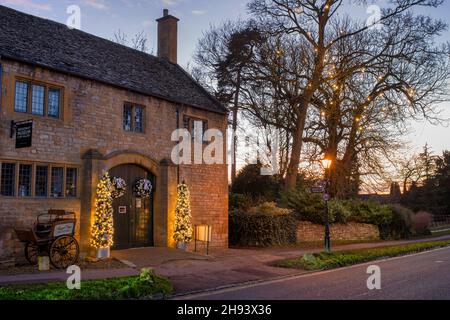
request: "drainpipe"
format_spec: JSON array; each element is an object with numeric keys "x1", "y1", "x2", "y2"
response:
[
  {"x1": 176, "y1": 106, "x2": 180, "y2": 184},
  {"x1": 0, "y1": 55, "x2": 3, "y2": 113}
]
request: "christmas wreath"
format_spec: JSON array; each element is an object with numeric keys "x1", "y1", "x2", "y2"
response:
[
  {"x1": 133, "y1": 179, "x2": 153, "y2": 198},
  {"x1": 110, "y1": 177, "x2": 126, "y2": 199}
]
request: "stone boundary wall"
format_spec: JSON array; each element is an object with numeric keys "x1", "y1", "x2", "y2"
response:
[{"x1": 296, "y1": 221, "x2": 380, "y2": 242}]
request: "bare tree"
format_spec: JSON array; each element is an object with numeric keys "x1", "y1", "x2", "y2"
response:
[
  {"x1": 113, "y1": 30, "x2": 151, "y2": 53},
  {"x1": 248, "y1": 0, "x2": 445, "y2": 190}
]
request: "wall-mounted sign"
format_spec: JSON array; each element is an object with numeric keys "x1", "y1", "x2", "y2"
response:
[
  {"x1": 14, "y1": 120, "x2": 33, "y2": 149},
  {"x1": 135, "y1": 198, "x2": 142, "y2": 209},
  {"x1": 119, "y1": 206, "x2": 127, "y2": 214}
]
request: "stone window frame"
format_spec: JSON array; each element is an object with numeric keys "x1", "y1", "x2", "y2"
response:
[
  {"x1": 0, "y1": 160, "x2": 80, "y2": 199},
  {"x1": 13, "y1": 77, "x2": 64, "y2": 120},
  {"x1": 123, "y1": 102, "x2": 146, "y2": 134},
  {"x1": 183, "y1": 115, "x2": 209, "y2": 143}
]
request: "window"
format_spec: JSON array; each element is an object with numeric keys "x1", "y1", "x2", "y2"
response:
[
  {"x1": 14, "y1": 81, "x2": 28, "y2": 113},
  {"x1": 18, "y1": 164, "x2": 32, "y2": 197},
  {"x1": 0, "y1": 162, "x2": 78, "y2": 198},
  {"x1": 135, "y1": 106, "x2": 144, "y2": 133},
  {"x1": 183, "y1": 116, "x2": 208, "y2": 142},
  {"x1": 35, "y1": 165, "x2": 48, "y2": 197},
  {"x1": 123, "y1": 104, "x2": 132, "y2": 132},
  {"x1": 14, "y1": 80, "x2": 62, "y2": 119},
  {"x1": 123, "y1": 103, "x2": 145, "y2": 133},
  {"x1": 31, "y1": 85, "x2": 45, "y2": 115},
  {"x1": 51, "y1": 167, "x2": 64, "y2": 198},
  {"x1": 48, "y1": 88, "x2": 60, "y2": 118},
  {"x1": 1, "y1": 163, "x2": 16, "y2": 196},
  {"x1": 66, "y1": 168, "x2": 78, "y2": 197}
]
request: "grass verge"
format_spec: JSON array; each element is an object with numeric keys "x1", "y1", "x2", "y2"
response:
[
  {"x1": 0, "y1": 269, "x2": 172, "y2": 300},
  {"x1": 275, "y1": 240, "x2": 450, "y2": 271}
]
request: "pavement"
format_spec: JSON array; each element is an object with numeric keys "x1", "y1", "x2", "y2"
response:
[
  {"x1": 1, "y1": 235, "x2": 449, "y2": 295},
  {"x1": 177, "y1": 246, "x2": 450, "y2": 300}
]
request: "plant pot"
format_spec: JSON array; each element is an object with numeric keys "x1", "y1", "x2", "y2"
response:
[
  {"x1": 176, "y1": 243, "x2": 188, "y2": 251},
  {"x1": 38, "y1": 256, "x2": 50, "y2": 271},
  {"x1": 96, "y1": 247, "x2": 110, "y2": 259}
]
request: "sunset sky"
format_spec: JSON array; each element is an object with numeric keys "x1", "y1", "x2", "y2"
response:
[{"x1": 1, "y1": 0, "x2": 449, "y2": 156}]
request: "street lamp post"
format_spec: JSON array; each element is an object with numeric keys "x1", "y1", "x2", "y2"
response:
[{"x1": 321, "y1": 158, "x2": 332, "y2": 253}]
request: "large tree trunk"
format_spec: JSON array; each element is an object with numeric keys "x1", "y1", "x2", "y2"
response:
[
  {"x1": 231, "y1": 73, "x2": 242, "y2": 184},
  {"x1": 285, "y1": 107, "x2": 308, "y2": 189}
]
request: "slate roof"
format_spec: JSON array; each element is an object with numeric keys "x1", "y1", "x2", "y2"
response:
[{"x1": 0, "y1": 5, "x2": 227, "y2": 114}]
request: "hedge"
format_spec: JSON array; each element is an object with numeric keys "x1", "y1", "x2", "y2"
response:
[{"x1": 229, "y1": 204, "x2": 297, "y2": 247}]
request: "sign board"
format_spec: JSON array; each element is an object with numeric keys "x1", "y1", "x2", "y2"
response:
[
  {"x1": 135, "y1": 198, "x2": 142, "y2": 209},
  {"x1": 195, "y1": 225, "x2": 212, "y2": 242},
  {"x1": 15, "y1": 121, "x2": 33, "y2": 149},
  {"x1": 119, "y1": 206, "x2": 127, "y2": 214},
  {"x1": 54, "y1": 222, "x2": 75, "y2": 237}
]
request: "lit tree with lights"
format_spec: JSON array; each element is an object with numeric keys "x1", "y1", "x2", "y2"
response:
[
  {"x1": 91, "y1": 172, "x2": 114, "y2": 249},
  {"x1": 173, "y1": 182, "x2": 193, "y2": 245}
]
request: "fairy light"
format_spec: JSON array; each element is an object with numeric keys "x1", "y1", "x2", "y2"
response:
[
  {"x1": 173, "y1": 182, "x2": 193, "y2": 245},
  {"x1": 91, "y1": 172, "x2": 114, "y2": 249}
]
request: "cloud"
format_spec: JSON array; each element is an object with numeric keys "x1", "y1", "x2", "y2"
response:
[
  {"x1": 162, "y1": 0, "x2": 182, "y2": 6},
  {"x1": 0, "y1": 0, "x2": 52, "y2": 11},
  {"x1": 191, "y1": 10, "x2": 207, "y2": 16},
  {"x1": 83, "y1": 0, "x2": 108, "y2": 11}
]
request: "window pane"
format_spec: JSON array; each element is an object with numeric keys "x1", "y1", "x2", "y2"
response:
[
  {"x1": 183, "y1": 117, "x2": 190, "y2": 130},
  {"x1": 66, "y1": 168, "x2": 77, "y2": 198},
  {"x1": 1, "y1": 163, "x2": 16, "y2": 196},
  {"x1": 135, "y1": 106, "x2": 144, "y2": 133},
  {"x1": 15, "y1": 81, "x2": 28, "y2": 113},
  {"x1": 31, "y1": 85, "x2": 45, "y2": 115},
  {"x1": 51, "y1": 167, "x2": 64, "y2": 198},
  {"x1": 18, "y1": 164, "x2": 32, "y2": 197},
  {"x1": 48, "y1": 89, "x2": 60, "y2": 118},
  {"x1": 123, "y1": 104, "x2": 132, "y2": 131},
  {"x1": 35, "y1": 165, "x2": 48, "y2": 197}
]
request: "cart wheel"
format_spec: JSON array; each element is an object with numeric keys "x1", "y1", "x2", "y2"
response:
[
  {"x1": 49, "y1": 236, "x2": 79, "y2": 269},
  {"x1": 24, "y1": 242, "x2": 39, "y2": 265}
]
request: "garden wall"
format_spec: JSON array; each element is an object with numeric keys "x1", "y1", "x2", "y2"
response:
[{"x1": 296, "y1": 221, "x2": 380, "y2": 242}]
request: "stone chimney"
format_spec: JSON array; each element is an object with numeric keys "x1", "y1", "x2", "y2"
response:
[{"x1": 156, "y1": 9, "x2": 179, "y2": 64}]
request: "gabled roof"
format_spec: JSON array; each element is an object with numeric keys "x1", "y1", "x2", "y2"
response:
[{"x1": 0, "y1": 5, "x2": 227, "y2": 114}]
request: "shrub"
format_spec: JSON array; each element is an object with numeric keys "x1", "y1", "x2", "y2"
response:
[
  {"x1": 412, "y1": 211, "x2": 433, "y2": 235},
  {"x1": 276, "y1": 240, "x2": 450, "y2": 270},
  {"x1": 229, "y1": 193, "x2": 253, "y2": 211},
  {"x1": 380, "y1": 204, "x2": 414, "y2": 240},
  {"x1": 280, "y1": 188, "x2": 325, "y2": 224},
  {"x1": 0, "y1": 270, "x2": 172, "y2": 300},
  {"x1": 229, "y1": 202, "x2": 297, "y2": 247},
  {"x1": 247, "y1": 202, "x2": 292, "y2": 216},
  {"x1": 231, "y1": 163, "x2": 281, "y2": 202}
]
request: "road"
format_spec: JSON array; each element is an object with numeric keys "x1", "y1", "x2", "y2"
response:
[{"x1": 177, "y1": 247, "x2": 450, "y2": 300}]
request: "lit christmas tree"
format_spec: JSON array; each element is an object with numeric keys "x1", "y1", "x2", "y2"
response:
[
  {"x1": 91, "y1": 172, "x2": 114, "y2": 249},
  {"x1": 173, "y1": 182, "x2": 193, "y2": 245}
]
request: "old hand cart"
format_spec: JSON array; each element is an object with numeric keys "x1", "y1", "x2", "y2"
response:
[{"x1": 14, "y1": 210, "x2": 79, "y2": 269}]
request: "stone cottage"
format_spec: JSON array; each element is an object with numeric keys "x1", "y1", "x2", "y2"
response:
[{"x1": 0, "y1": 6, "x2": 229, "y2": 264}]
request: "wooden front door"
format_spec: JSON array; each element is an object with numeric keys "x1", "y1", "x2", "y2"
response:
[{"x1": 109, "y1": 164, "x2": 155, "y2": 249}]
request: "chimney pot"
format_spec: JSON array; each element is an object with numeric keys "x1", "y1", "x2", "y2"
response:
[{"x1": 156, "y1": 9, "x2": 179, "y2": 64}]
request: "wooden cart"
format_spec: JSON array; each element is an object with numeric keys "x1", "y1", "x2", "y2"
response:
[{"x1": 15, "y1": 210, "x2": 79, "y2": 269}]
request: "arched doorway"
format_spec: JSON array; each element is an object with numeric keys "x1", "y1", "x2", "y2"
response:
[{"x1": 109, "y1": 164, "x2": 156, "y2": 249}]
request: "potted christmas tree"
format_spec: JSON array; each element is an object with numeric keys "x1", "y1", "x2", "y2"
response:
[
  {"x1": 173, "y1": 182, "x2": 193, "y2": 250},
  {"x1": 91, "y1": 172, "x2": 115, "y2": 259}
]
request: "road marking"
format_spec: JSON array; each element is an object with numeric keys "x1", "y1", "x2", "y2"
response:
[{"x1": 174, "y1": 246, "x2": 450, "y2": 300}]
